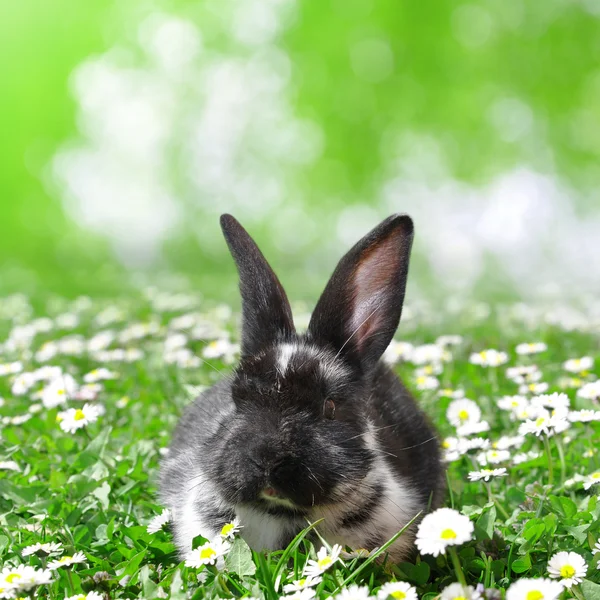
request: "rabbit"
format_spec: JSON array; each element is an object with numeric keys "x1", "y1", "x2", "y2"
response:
[{"x1": 160, "y1": 213, "x2": 445, "y2": 562}]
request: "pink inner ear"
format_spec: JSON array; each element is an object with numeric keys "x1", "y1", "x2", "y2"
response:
[{"x1": 349, "y1": 235, "x2": 400, "y2": 352}]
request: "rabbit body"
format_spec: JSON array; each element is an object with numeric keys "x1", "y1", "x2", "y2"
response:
[{"x1": 160, "y1": 214, "x2": 445, "y2": 561}]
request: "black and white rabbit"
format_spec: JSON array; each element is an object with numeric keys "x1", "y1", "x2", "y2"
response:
[{"x1": 160, "y1": 214, "x2": 445, "y2": 561}]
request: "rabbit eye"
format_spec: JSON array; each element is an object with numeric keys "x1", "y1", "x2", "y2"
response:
[{"x1": 323, "y1": 398, "x2": 336, "y2": 419}]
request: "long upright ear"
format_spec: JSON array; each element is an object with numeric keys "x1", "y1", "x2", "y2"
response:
[
  {"x1": 307, "y1": 214, "x2": 414, "y2": 371},
  {"x1": 220, "y1": 214, "x2": 295, "y2": 357}
]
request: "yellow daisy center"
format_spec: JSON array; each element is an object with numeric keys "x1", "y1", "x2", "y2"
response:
[
  {"x1": 221, "y1": 523, "x2": 234, "y2": 536},
  {"x1": 74, "y1": 409, "x2": 86, "y2": 421},
  {"x1": 57, "y1": 389, "x2": 65, "y2": 395},
  {"x1": 209, "y1": 341, "x2": 218, "y2": 349},
  {"x1": 317, "y1": 556, "x2": 333, "y2": 568},
  {"x1": 480, "y1": 351, "x2": 487, "y2": 359},
  {"x1": 440, "y1": 528, "x2": 457, "y2": 539},
  {"x1": 442, "y1": 440, "x2": 450, "y2": 449},
  {"x1": 526, "y1": 591, "x2": 543, "y2": 600},
  {"x1": 390, "y1": 592, "x2": 407, "y2": 599},
  {"x1": 560, "y1": 564, "x2": 576, "y2": 578},
  {"x1": 455, "y1": 597, "x2": 467, "y2": 600},
  {"x1": 592, "y1": 472, "x2": 600, "y2": 480},
  {"x1": 200, "y1": 547, "x2": 216, "y2": 560},
  {"x1": 458, "y1": 410, "x2": 469, "y2": 421},
  {"x1": 5, "y1": 573, "x2": 22, "y2": 583},
  {"x1": 535, "y1": 417, "x2": 545, "y2": 427},
  {"x1": 297, "y1": 578, "x2": 307, "y2": 586},
  {"x1": 60, "y1": 556, "x2": 72, "y2": 562}
]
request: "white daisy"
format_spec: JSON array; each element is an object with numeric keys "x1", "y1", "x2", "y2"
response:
[
  {"x1": 519, "y1": 382, "x2": 550, "y2": 395},
  {"x1": 582, "y1": 471, "x2": 600, "y2": 491},
  {"x1": 497, "y1": 395, "x2": 529, "y2": 412},
  {"x1": 0, "y1": 361, "x2": 23, "y2": 376},
  {"x1": 147, "y1": 509, "x2": 171, "y2": 534},
  {"x1": 446, "y1": 399, "x2": 482, "y2": 427},
  {"x1": 506, "y1": 577, "x2": 564, "y2": 600},
  {"x1": 377, "y1": 581, "x2": 418, "y2": 600},
  {"x1": 563, "y1": 356, "x2": 594, "y2": 373},
  {"x1": 415, "y1": 508, "x2": 474, "y2": 556},
  {"x1": 285, "y1": 589, "x2": 318, "y2": 600},
  {"x1": 512, "y1": 451, "x2": 540, "y2": 465},
  {"x1": 436, "y1": 335, "x2": 463, "y2": 347},
  {"x1": 41, "y1": 375, "x2": 78, "y2": 409},
  {"x1": 57, "y1": 404, "x2": 102, "y2": 434},
  {"x1": 531, "y1": 393, "x2": 570, "y2": 411},
  {"x1": 476, "y1": 449, "x2": 510, "y2": 466},
  {"x1": 382, "y1": 341, "x2": 414, "y2": 365},
  {"x1": 506, "y1": 365, "x2": 540, "y2": 382},
  {"x1": 283, "y1": 576, "x2": 323, "y2": 593},
  {"x1": 568, "y1": 409, "x2": 600, "y2": 423},
  {"x1": 303, "y1": 544, "x2": 343, "y2": 577},
  {"x1": 493, "y1": 435, "x2": 525, "y2": 450},
  {"x1": 577, "y1": 381, "x2": 600, "y2": 401},
  {"x1": 468, "y1": 468, "x2": 508, "y2": 482},
  {"x1": 48, "y1": 552, "x2": 87, "y2": 570},
  {"x1": 438, "y1": 388, "x2": 465, "y2": 399},
  {"x1": 409, "y1": 344, "x2": 447, "y2": 366},
  {"x1": 594, "y1": 540, "x2": 600, "y2": 555},
  {"x1": 456, "y1": 420, "x2": 490, "y2": 437},
  {"x1": 83, "y1": 368, "x2": 118, "y2": 383},
  {"x1": 439, "y1": 582, "x2": 482, "y2": 600},
  {"x1": 414, "y1": 375, "x2": 439, "y2": 391},
  {"x1": 220, "y1": 518, "x2": 242, "y2": 540},
  {"x1": 184, "y1": 538, "x2": 231, "y2": 568},
  {"x1": 334, "y1": 584, "x2": 372, "y2": 600},
  {"x1": 0, "y1": 564, "x2": 52, "y2": 592},
  {"x1": 547, "y1": 551, "x2": 587, "y2": 588},
  {"x1": 469, "y1": 349, "x2": 508, "y2": 367},
  {"x1": 65, "y1": 593, "x2": 104, "y2": 600},
  {"x1": 516, "y1": 342, "x2": 547, "y2": 355},
  {"x1": 22, "y1": 542, "x2": 63, "y2": 556},
  {"x1": 202, "y1": 339, "x2": 239, "y2": 363}
]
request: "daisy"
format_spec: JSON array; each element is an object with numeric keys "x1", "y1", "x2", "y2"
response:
[
  {"x1": 0, "y1": 361, "x2": 23, "y2": 376},
  {"x1": 414, "y1": 375, "x2": 439, "y2": 391},
  {"x1": 577, "y1": 381, "x2": 600, "y2": 401},
  {"x1": 377, "y1": 581, "x2": 418, "y2": 600},
  {"x1": 65, "y1": 593, "x2": 104, "y2": 600},
  {"x1": 83, "y1": 368, "x2": 118, "y2": 383},
  {"x1": 57, "y1": 404, "x2": 101, "y2": 434},
  {"x1": 303, "y1": 544, "x2": 343, "y2": 577},
  {"x1": 512, "y1": 451, "x2": 541, "y2": 465},
  {"x1": 438, "y1": 388, "x2": 465, "y2": 399},
  {"x1": 469, "y1": 349, "x2": 508, "y2": 367},
  {"x1": 582, "y1": 471, "x2": 600, "y2": 491},
  {"x1": 439, "y1": 582, "x2": 482, "y2": 600},
  {"x1": 468, "y1": 468, "x2": 508, "y2": 482},
  {"x1": 409, "y1": 344, "x2": 447, "y2": 366},
  {"x1": 446, "y1": 399, "x2": 482, "y2": 427},
  {"x1": 547, "y1": 551, "x2": 587, "y2": 587},
  {"x1": 531, "y1": 393, "x2": 570, "y2": 411},
  {"x1": 516, "y1": 342, "x2": 547, "y2": 355},
  {"x1": 594, "y1": 541, "x2": 600, "y2": 555},
  {"x1": 0, "y1": 565, "x2": 52, "y2": 592},
  {"x1": 519, "y1": 382, "x2": 549, "y2": 395},
  {"x1": 41, "y1": 375, "x2": 78, "y2": 409},
  {"x1": 563, "y1": 356, "x2": 594, "y2": 373},
  {"x1": 497, "y1": 395, "x2": 529, "y2": 412},
  {"x1": 283, "y1": 576, "x2": 323, "y2": 593},
  {"x1": 506, "y1": 577, "x2": 564, "y2": 600},
  {"x1": 456, "y1": 420, "x2": 490, "y2": 436},
  {"x1": 48, "y1": 552, "x2": 87, "y2": 570},
  {"x1": 185, "y1": 538, "x2": 231, "y2": 568},
  {"x1": 493, "y1": 435, "x2": 525, "y2": 450},
  {"x1": 285, "y1": 589, "x2": 317, "y2": 600},
  {"x1": 220, "y1": 518, "x2": 242, "y2": 540},
  {"x1": 334, "y1": 584, "x2": 372, "y2": 600},
  {"x1": 202, "y1": 339, "x2": 239, "y2": 363},
  {"x1": 568, "y1": 409, "x2": 600, "y2": 423},
  {"x1": 147, "y1": 509, "x2": 171, "y2": 534},
  {"x1": 415, "y1": 508, "x2": 474, "y2": 556},
  {"x1": 436, "y1": 335, "x2": 463, "y2": 347},
  {"x1": 22, "y1": 542, "x2": 63, "y2": 556},
  {"x1": 383, "y1": 341, "x2": 414, "y2": 365},
  {"x1": 506, "y1": 365, "x2": 540, "y2": 381}
]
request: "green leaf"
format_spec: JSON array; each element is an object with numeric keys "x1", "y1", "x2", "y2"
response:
[
  {"x1": 506, "y1": 487, "x2": 526, "y2": 505},
  {"x1": 92, "y1": 481, "x2": 111, "y2": 510},
  {"x1": 581, "y1": 579, "x2": 600, "y2": 600},
  {"x1": 170, "y1": 569, "x2": 186, "y2": 600},
  {"x1": 475, "y1": 505, "x2": 496, "y2": 540},
  {"x1": 192, "y1": 533, "x2": 209, "y2": 550},
  {"x1": 511, "y1": 554, "x2": 531, "y2": 574},
  {"x1": 549, "y1": 495, "x2": 577, "y2": 518},
  {"x1": 139, "y1": 564, "x2": 159, "y2": 598},
  {"x1": 565, "y1": 524, "x2": 590, "y2": 545},
  {"x1": 225, "y1": 537, "x2": 256, "y2": 577}
]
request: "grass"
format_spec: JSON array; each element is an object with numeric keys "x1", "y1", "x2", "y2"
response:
[{"x1": 0, "y1": 288, "x2": 599, "y2": 599}]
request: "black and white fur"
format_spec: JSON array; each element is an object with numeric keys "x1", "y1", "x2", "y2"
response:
[{"x1": 160, "y1": 214, "x2": 445, "y2": 561}]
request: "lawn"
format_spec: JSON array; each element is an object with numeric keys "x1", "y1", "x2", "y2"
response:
[{"x1": 1, "y1": 289, "x2": 599, "y2": 599}]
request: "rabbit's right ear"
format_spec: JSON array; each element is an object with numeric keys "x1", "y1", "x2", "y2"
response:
[
  {"x1": 307, "y1": 214, "x2": 414, "y2": 372},
  {"x1": 221, "y1": 215, "x2": 295, "y2": 357}
]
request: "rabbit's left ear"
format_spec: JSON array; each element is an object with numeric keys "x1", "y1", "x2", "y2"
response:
[
  {"x1": 307, "y1": 214, "x2": 414, "y2": 372},
  {"x1": 221, "y1": 214, "x2": 295, "y2": 357}
]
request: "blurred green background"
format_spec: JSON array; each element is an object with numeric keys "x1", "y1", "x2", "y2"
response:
[{"x1": 1, "y1": 0, "x2": 599, "y2": 303}]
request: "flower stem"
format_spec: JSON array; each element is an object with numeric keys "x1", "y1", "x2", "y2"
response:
[
  {"x1": 448, "y1": 546, "x2": 468, "y2": 589},
  {"x1": 555, "y1": 437, "x2": 567, "y2": 486},
  {"x1": 571, "y1": 585, "x2": 586, "y2": 600},
  {"x1": 542, "y1": 434, "x2": 554, "y2": 488},
  {"x1": 66, "y1": 569, "x2": 75, "y2": 594}
]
